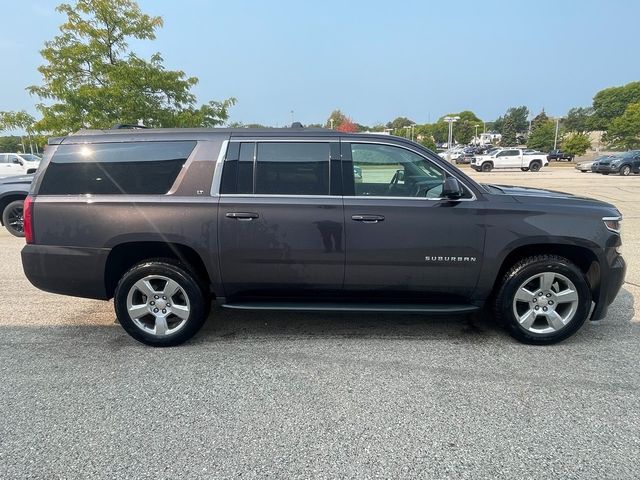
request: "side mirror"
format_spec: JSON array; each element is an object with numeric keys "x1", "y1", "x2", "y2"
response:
[
  {"x1": 13, "y1": 158, "x2": 23, "y2": 165},
  {"x1": 395, "y1": 169, "x2": 405, "y2": 182},
  {"x1": 442, "y1": 176, "x2": 463, "y2": 200}
]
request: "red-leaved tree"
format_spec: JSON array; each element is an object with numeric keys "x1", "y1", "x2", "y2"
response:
[{"x1": 336, "y1": 118, "x2": 358, "y2": 132}]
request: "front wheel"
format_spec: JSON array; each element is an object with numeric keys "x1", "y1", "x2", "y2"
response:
[
  {"x1": 529, "y1": 161, "x2": 542, "y2": 172},
  {"x1": 494, "y1": 255, "x2": 591, "y2": 345},
  {"x1": 481, "y1": 162, "x2": 493, "y2": 172},
  {"x1": 114, "y1": 259, "x2": 210, "y2": 346},
  {"x1": 619, "y1": 165, "x2": 631, "y2": 176},
  {"x1": 2, "y1": 199, "x2": 25, "y2": 237},
  {"x1": 521, "y1": 167, "x2": 529, "y2": 172}
]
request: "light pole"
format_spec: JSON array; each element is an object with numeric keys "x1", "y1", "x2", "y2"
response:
[
  {"x1": 405, "y1": 124, "x2": 416, "y2": 141},
  {"x1": 553, "y1": 117, "x2": 561, "y2": 150},
  {"x1": 290, "y1": 110, "x2": 294, "y2": 125},
  {"x1": 474, "y1": 124, "x2": 480, "y2": 145},
  {"x1": 443, "y1": 116, "x2": 460, "y2": 149},
  {"x1": 330, "y1": 118, "x2": 334, "y2": 129}
]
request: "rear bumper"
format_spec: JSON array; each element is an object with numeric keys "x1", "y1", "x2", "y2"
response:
[
  {"x1": 22, "y1": 244, "x2": 111, "y2": 300},
  {"x1": 591, "y1": 252, "x2": 626, "y2": 321}
]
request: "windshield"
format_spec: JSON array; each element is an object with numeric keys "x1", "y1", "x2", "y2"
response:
[{"x1": 20, "y1": 154, "x2": 42, "y2": 162}]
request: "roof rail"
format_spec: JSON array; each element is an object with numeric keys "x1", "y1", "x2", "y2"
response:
[{"x1": 111, "y1": 123, "x2": 148, "y2": 130}]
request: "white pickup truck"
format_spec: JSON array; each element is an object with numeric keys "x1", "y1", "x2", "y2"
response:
[{"x1": 471, "y1": 148, "x2": 549, "y2": 172}]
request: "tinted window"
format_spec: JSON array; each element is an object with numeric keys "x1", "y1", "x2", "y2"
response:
[
  {"x1": 255, "y1": 142, "x2": 329, "y2": 195},
  {"x1": 0, "y1": 154, "x2": 7, "y2": 163},
  {"x1": 39, "y1": 141, "x2": 196, "y2": 195},
  {"x1": 350, "y1": 143, "x2": 457, "y2": 199}
]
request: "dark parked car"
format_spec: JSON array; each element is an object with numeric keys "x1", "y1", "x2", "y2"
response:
[
  {"x1": 547, "y1": 149, "x2": 574, "y2": 161},
  {"x1": 0, "y1": 174, "x2": 33, "y2": 237},
  {"x1": 592, "y1": 151, "x2": 640, "y2": 175},
  {"x1": 22, "y1": 127, "x2": 625, "y2": 347}
]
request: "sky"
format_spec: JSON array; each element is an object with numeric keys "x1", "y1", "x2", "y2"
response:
[{"x1": 1, "y1": 0, "x2": 639, "y2": 128}]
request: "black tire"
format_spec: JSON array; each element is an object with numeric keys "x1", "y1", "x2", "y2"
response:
[
  {"x1": 529, "y1": 161, "x2": 542, "y2": 172},
  {"x1": 619, "y1": 165, "x2": 631, "y2": 176},
  {"x1": 481, "y1": 162, "x2": 493, "y2": 172},
  {"x1": 521, "y1": 167, "x2": 529, "y2": 172},
  {"x1": 114, "y1": 259, "x2": 210, "y2": 346},
  {"x1": 2, "y1": 199, "x2": 25, "y2": 237},
  {"x1": 494, "y1": 255, "x2": 591, "y2": 345}
]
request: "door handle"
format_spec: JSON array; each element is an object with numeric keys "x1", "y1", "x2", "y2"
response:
[
  {"x1": 226, "y1": 212, "x2": 259, "y2": 221},
  {"x1": 351, "y1": 214, "x2": 385, "y2": 223}
]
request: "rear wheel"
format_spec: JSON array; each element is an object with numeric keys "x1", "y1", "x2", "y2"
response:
[
  {"x1": 2, "y1": 199, "x2": 25, "y2": 237},
  {"x1": 481, "y1": 162, "x2": 493, "y2": 172},
  {"x1": 494, "y1": 255, "x2": 591, "y2": 345},
  {"x1": 529, "y1": 161, "x2": 542, "y2": 172},
  {"x1": 619, "y1": 165, "x2": 631, "y2": 176},
  {"x1": 114, "y1": 259, "x2": 210, "y2": 346}
]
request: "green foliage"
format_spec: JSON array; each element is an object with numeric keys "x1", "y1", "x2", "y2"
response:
[
  {"x1": 526, "y1": 119, "x2": 557, "y2": 152},
  {"x1": 0, "y1": 111, "x2": 37, "y2": 133},
  {"x1": 562, "y1": 133, "x2": 591, "y2": 156},
  {"x1": 605, "y1": 102, "x2": 640, "y2": 150},
  {"x1": 0, "y1": 136, "x2": 22, "y2": 152},
  {"x1": 418, "y1": 136, "x2": 437, "y2": 151},
  {"x1": 494, "y1": 106, "x2": 529, "y2": 135},
  {"x1": 591, "y1": 81, "x2": 640, "y2": 130},
  {"x1": 386, "y1": 116, "x2": 414, "y2": 130},
  {"x1": 564, "y1": 107, "x2": 594, "y2": 133},
  {"x1": 500, "y1": 118, "x2": 518, "y2": 146},
  {"x1": 530, "y1": 110, "x2": 548, "y2": 130},
  {"x1": 28, "y1": 0, "x2": 235, "y2": 134}
]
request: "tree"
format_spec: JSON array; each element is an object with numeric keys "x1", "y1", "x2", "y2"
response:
[
  {"x1": 605, "y1": 102, "x2": 640, "y2": 149},
  {"x1": 562, "y1": 133, "x2": 591, "y2": 156},
  {"x1": 325, "y1": 110, "x2": 348, "y2": 129},
  {"x1": 530, "y1": 110, "x2": 548, "y2": 131},
  {"x1": 0, "y1": 136, "x2": 22, "y2": 153},
  {"x1": 386, "y1": 116, "x2": 414, "y2": 131},
  {"x1": 494, "y1": 106, "x2": 529, "y2": 136},
  {"x1": 526, "y1": 119, "x2": 557, "y2": 152},
  {"x1": 27, "y1": 0, "x2": 235, "y2": 134},
  {"x1": 335, "y1": 118, "x2": 358, "y2": 133},
  {"x1": 0, "y1": 111, "x2": 37, "y2": 153},
  {"x1": 564, "y1": 107, "x2": 594, "y2": 133},
  {"x1": 591, "y1": 81, "x2": 640, "y2": 131},
  {"x1": 500, "y1": 117, "x2": 518, "y2": 146}
]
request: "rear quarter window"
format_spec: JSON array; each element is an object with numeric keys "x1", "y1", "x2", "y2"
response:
[{"x1": 38, "y1": 141, "x2": 196, "y2": 195}]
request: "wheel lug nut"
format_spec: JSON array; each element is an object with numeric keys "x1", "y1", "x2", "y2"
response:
[
  {"x1": 166, "y1": 303, "x2": 171, "y2": 307},
  {"x1": 538, "y1": 292, "x2": 543, "y2": 296},
  {"x1": 543, "y1": 306, "x2": 548, "y2": 311},
  {"x1": 154, "y1": 295, "x2": 159, "y2": 299},
  {"x1": 548, "y1": 300, "x2": 554, "y2": 305},
  {"x1": 535, "y1": 306, "x2": 539, "y2": 310},
  {"x1": 163, "y1": 296, "x2": 167, "y2": 300},
  {"x1": 533, "y1": 298, "x2": 537, "y2": 303},
  {"x1": 153, "y1": 308, "x2": 159, "y2": 313},
  {"x1": 150, "y1": 301, "x2": 155, "y2": 305},
  {"x1": 162, "y1": 309, "x2": 167, "y2": 314},
  {"x1": 546, "y1": 293, "x2": 551, "y2": 297}
]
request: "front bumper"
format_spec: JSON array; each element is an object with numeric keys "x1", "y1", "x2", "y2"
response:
[
  {"x1": 594, "y1": 164, "x2": 619, "y2": 174},
  {"x1": 591, "y1": 252, "x2": 626, "y2": 321},
  {"x1": 22, "y1": 244, "x2": 111, "y2": 300}
]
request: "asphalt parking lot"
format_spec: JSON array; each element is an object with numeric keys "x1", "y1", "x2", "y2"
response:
[{"x1": 1, "y1": 167, "x2": 639, "y2": 479}]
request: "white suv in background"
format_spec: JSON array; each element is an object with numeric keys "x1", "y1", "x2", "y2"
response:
[
  {"x1": 471, "y1": 148, "x2": 549, "y2": 172},
  {"x1": 0, "y1": 153, "x2": 41, "y2": 178}
]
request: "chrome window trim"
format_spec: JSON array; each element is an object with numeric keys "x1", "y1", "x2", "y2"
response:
[
  {"x1": 346, "y1": 139, "x2": 477, "y2": 202},
  {"x1": 211, "y1": 137, "x2": 477, "y2": 202},
  {"x1": 210, "y1": 139, "x2": 229, "y2": 197}
]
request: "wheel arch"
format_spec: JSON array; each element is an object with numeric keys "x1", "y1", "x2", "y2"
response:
[
  {"x1": 104, "y1": 241, "x2": 213, "y2": 299},
  {"x1": 491, "y1": 243, "x2": 600, "y2": 301}
]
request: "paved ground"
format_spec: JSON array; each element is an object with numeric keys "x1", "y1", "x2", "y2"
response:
[{"x1": 1, "y1": 167, "x2": 639, "y2": 479}]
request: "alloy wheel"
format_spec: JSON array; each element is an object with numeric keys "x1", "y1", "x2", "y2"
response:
[
  {"x1": 512, "y1": 272, "x2": 579, "y2": 334},
  {"x1": 125, "y1": 275, "x2": 191, "y2": 336}
]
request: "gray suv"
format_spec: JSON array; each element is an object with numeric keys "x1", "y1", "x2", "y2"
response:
[{"x1": 21, "y1": 127, "x2": 626, "y2": 346}]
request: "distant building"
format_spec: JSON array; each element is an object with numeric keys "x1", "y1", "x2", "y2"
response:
[{"x1": 478, "y1": 132, "x2": 502, "y2": 145}]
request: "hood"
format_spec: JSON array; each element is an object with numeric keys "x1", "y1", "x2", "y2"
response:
[
  {"x1": 0, "y1": 174, "x2": 34, "y2": 185},
  {"x1": 483, "y1": 183, "x2": 617, "y2": 209}
]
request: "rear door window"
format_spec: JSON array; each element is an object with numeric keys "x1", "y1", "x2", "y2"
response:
[
  {"x1": 254, "y1": 142, "x2": 330, "y2": 195},
  {"x1": 39, "y1": 141, "x2": 196, "y2": 195}
]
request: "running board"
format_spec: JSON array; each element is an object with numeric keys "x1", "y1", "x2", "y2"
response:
[{"x1": 221, "y1": 302, "x2": 479, "y2": 314}]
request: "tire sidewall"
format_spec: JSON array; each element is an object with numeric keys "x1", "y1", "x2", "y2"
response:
[
  {"x1": 114, "y1": 261, "x2": 208, "y2": 346},
  {"x1": 529, "y1": 161, "x2": 541, "y2": 172},
  {"x1": 620, "y1": 165, "x2": 631, "y2": 176},
  {"x1": 498, "y1": 258, "x2": 591, "y2": 344},
  {"x1": 481, "y1": 162, "x2": 492, "y2": 172},
  {"x1": 3, "y1": 200, "x2": 25, "y2": 237}
]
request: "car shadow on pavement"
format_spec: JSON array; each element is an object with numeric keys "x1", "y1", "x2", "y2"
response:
[{"x1": 192, "y1": 307, "x2": 504, "y2": 344}]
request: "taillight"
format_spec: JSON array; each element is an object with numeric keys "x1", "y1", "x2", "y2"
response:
[{"x1": 24, "y1": 195, "x2": 34, "y2": 244}]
